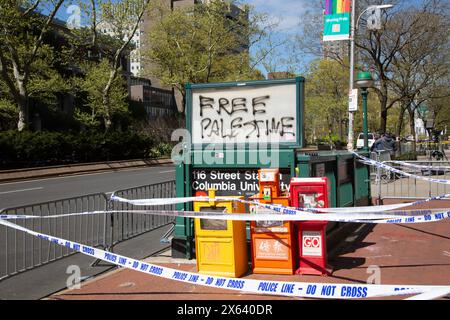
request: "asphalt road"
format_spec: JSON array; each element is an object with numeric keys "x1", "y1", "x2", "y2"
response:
[{"x1": 0, "y1": 164, "x2": 175, "y2": 209}]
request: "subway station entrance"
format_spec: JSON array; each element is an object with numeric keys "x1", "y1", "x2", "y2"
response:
[{"x1": 171, "y1": 78, "x2": 371, "y2": 260}]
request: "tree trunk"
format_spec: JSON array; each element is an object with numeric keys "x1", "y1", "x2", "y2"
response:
[
  {"x1": 408, "y1": 108, "x2": 417, "y2": 153},
  {"x1": 17, "y1": 81, "x2": 28, "y2": 132},
  {"x1": 379, "y1": 94, "x2": 388, "y2": 133},
  {"x1": 396, "y1": 104, "x2": 406, "y2": 138},
  {"x1": 102, "y1": 69, "x2": 117, "y2": 133},
  {"x1": 374, "y1": 78, "x2": 389, "y2": 134},
  {"x1": 102, "y1": 92, "x2": 112, "y2": 132}
]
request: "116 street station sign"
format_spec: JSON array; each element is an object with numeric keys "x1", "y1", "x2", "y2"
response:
[{"x1": 191, "y1": 168, "x2": 291, "y2": 197}]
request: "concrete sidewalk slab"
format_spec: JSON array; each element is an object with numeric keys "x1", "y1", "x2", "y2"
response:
[
  {"x1": 0, "y1": 224, "x2": 173, "y2": 300},
  {"x1": 47, "y1": 200, "x2": 450, "y2": 300}
]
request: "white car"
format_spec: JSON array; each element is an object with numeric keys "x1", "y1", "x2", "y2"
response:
[{"x1": 356, "y1": 132, "x2": 376, "y2": 149}]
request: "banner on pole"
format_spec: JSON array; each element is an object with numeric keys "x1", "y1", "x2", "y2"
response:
[{"x1": 323, "y1": 0, "x2": 351, "y2": 41}]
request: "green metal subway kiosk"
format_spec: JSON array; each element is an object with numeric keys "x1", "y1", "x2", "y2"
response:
[{"x1": 171, "y1": 77, "x2": 371, "y2": 259}]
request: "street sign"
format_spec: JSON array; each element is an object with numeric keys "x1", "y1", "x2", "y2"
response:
[
  {"x1": 191, "y1": 168, "x2": 291, "y2": 197},
  {"x1": 348, "y1": 89, "x2": 358, "y2": 111}
]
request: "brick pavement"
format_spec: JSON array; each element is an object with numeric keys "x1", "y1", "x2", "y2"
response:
[{"x1": 48, "y1": 200, "x2": 450, "y2": 300}]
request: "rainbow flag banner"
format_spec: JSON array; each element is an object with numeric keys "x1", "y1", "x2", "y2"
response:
[{"x1": 323, "y1": 0, "x2": 350, "y2": 41}]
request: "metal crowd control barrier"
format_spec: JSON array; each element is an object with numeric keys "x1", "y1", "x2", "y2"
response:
[
  {"x1": 0, "y1": 193, "x2": 108, "y2": 280},
  {"x1": 0, "y1": 180, "x2": 176, "y2": 281},
  {"x1": 373, "y1": 160, "x2": 450, "y2": 203},
  {"x1": 108, "y1": 181, "x2": 176, "y2": 249},
  {"x1": 369, "y1": 150, "x2": 391, "y2": 184}
]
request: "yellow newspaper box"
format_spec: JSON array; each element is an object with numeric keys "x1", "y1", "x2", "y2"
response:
[{"x1": 194, "y1": 190, "x2": 248, "y2": 278}]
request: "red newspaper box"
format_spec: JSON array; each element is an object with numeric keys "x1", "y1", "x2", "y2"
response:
[{"x1": 290, "y1": 177, "x2": 332, "y2": 276}]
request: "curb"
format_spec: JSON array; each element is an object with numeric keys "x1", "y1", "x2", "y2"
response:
[{"x1": 0, "y1": 158, "x2": 174, "y2": 183}]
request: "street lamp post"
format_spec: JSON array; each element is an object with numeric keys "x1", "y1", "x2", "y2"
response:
[
  {"x1": 355, "y1": 71, "x2": 374, "y2": 152},
  {"x1": 361, "y1": 89, "x2": 369, "y2": 151},
  {"x1": 347, "y1": 2, "x2": 394, "y2": 151}
]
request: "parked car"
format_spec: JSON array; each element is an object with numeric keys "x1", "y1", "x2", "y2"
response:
[{"x1": 356, "y1": 132, "x2": 376, "y2": 149}]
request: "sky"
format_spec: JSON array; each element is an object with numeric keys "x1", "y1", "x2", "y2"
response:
[
  {"x1": 242, "y1": 0, "x2": 321, "y2": 75},
  {"x1": 53, "y1": 0, "x2": 427, "y2": 76},
  {"x1": 245, "y1": 0, "x2": 319, "y2": 34},
  {"x1": 52, "y1": 0, "x2": 320, "y2": 76}
]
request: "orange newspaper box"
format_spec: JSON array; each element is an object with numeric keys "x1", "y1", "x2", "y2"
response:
[
  {"x1": 250, "y1": 169, "x2": 298, "y2": 275},
  {"x1": 290, "y1": 177, "x2": 331, "y2": 276}
]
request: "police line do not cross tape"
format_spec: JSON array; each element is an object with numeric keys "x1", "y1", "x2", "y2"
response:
[
  {"x1": 106, "y1": 194, "x2": 450, "y2": 225},
  {"x1": 110, "y1": 191, "x2": 450, "y2": 214},
  {"x1": 1, "y1": 217, "x2": 449, "y2": 300},
  {"x1": 2, "y1": 207, "x2": 450, "y2": 225},
  {"x1": 353, "y1": 152, "x2": 450, "y2": 185}
]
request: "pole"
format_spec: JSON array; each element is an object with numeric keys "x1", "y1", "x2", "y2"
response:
[
  {"x1": 362, "y1": 88, "x2": 369, "y2": 151},
  {"x1": 347, "y1": 0, "x2": 356, "y2": 151}
]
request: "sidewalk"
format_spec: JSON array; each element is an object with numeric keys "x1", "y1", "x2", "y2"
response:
[
  {"x1": 47, "y1": 200, "x2": 450, "y2": 300},
  {"x1": 0, "y1": 158, "x2": 173, "y2": 183},
  {"x1": 0, "y1": 224, "x2": 173, "y2": 300}
]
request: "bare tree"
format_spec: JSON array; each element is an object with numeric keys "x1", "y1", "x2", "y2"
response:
[
  {"x1": 388, "y1": 3, "x2": 449, "y2": 149},
  {"x1": 294, "y1": 0, "x2": 449, "y2": 135}
]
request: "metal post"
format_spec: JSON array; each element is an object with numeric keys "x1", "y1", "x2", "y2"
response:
[
  {"x1": 377, "y1": 158, "x2": 382, "y2": 204},
  {"x1": 91, "y1": 196, "x2": 114, "y2": 267},
  {"x1": 362, "y1": 88, "x2": 369, "y2": 151},
  {"x1": 347, "y1": 0, "x2": 356, "y2": 151}
]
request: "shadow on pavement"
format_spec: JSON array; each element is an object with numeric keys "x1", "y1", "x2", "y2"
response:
[
  {"x1": 394, "y1": 224, "x2": 450, "y2": 240},
  {"x1": 328, "y1": 223, "x2": 376, "y2": 272}
]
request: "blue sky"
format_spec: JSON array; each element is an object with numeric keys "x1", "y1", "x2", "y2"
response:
[
  {"x1": 53, "y1": 0, "x2": 320, "y2": 75},
  {"x1": 243, "y1": 0, "x2": 322, "y2": 75},
  {"x1": 244, "y1": 0, "x2": 320, "y2": 34},
  {"x1": 54, "y1": 0, "x2": 427, "y2": 76}
]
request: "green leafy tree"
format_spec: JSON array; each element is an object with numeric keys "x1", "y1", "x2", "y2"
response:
[
  {"x1": 74, "y1": 59, "x2": 128, "y2": 130},
  {"x1": 144, "y1": 0, "x2": 271, "y2": 111},
  {"x1": 71, "y1": 0, "x2": 150, "y2": 132},
  {"x1": 305, "y1": 59, "x2": 349, "y2": 144},
  {"x1": 0, "y1": 0, "x2": 65, "y2": 131},
  {"x1": 0, "y1": 98, "x2": 18, "y2": 130}
]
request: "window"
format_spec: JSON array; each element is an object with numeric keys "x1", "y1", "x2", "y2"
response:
[
  {"x1": 358, "y1": 133, "x2": 374, "y2": 140},
  {"x1": 199, "y1": 207, "x2": 228, "y2": 230}
]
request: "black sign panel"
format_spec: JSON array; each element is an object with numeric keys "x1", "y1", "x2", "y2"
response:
[{"x1": 191, "y1": 168, "x2": 291, "y2": 198}]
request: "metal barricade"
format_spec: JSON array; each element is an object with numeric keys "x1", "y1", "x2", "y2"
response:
[
  {"x1": 109, "y1": 181, "x2": 176, "y2": 248},
  {"x1": 0, "y1": 180, "x2": 176, "y2": 281},
  {"x1": 0, "y1": 193, "x2": 108, "y2": 280},
  {"x1": 373, "y1": 160, "x2": 450, "y2": 203},
  {"x1": 369, "y1": 150, "x2": 391, "y2": 183}
]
